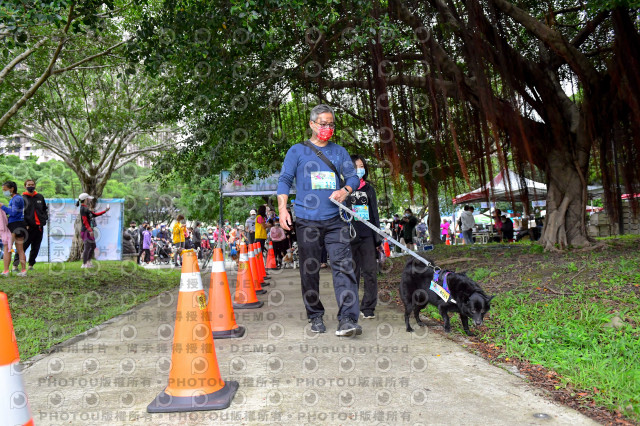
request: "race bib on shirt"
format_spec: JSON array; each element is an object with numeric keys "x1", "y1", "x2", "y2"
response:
[
  {"x1": 310, "y1": 171, "x2": 336, "y2": 190},
  {"x1": 353, "y1": 205, "x2": 370, "y2": 221}
]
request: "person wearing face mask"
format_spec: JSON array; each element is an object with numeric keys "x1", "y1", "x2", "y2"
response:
[
  {"x1": 193, "y1": 222, "x2": 202, "y2": 258},
  {"x1": 213, "y1": 224, "x2": 228, "y2": 249},
  {"x1": 127, "y1": 221, "x2": 140, "y2": 262},
  {"x1": 172, "y1": 214, "x2": 186, "y2": 267},
  {"x1": 345, "y1": 155, "x2": 381, "y2": 319},
  {"x1": 137, "y1": 221, "x2": 149, "y2": 263},
  {"x1": 391, "y1": 214, "x2": 403, "y2": 253},
  {"x1": 277, "y1": 104, "x2": 361, "y2": 337},
  {"x1": 0, "y1": 181, "x2": 28, "y2": 276},
  {"x1": 157, "y1": 224, "x2": 169, "y2": 242},
  {"x1": 254, "y1": 205, "x2": 268, "y2": 252},
  {"x1": 76, "y1": 193, "x2": 110, "y2": 268},
  {"x1": 12, "y1": 179, "x2": 48, "y2": 271},
  {"x1": 245, "y1": 209, "x2": 256, "y2": 244},
  {"x1": 402, "y1": 208, "x2": 419, "y2": 251}
]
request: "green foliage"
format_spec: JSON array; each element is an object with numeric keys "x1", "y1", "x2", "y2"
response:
[
  {"x1": 586, "y1": 0, "x2": 640, "y2": 11},
  {"x1": 1, "y1": 0, "x2": 127, "y2": 134},
  {"x1": 0, "y1": 155, "x2": 267, "y2": 225},
  {"x1": 528, "y1": 244, "x2": 545, "y2": 254},
  {"x1": 469, "y1": 267, "x2": 491, "y2": 282},
  {"x1": 486, "y1": 290, "x2": 639, "y2": 420},
  {"x1": 566, "y1": 261, "x2": 579, "y2": 273},
  {"x1": 385, "y1": 239, "x2": 640, "y2": 421}
]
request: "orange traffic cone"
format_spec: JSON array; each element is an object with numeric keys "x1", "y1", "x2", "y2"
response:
[
  {"x1": 249, "y1": 243, "x2": 267, "y2": 295},
  {"x1": 207, "y1": 249, "x2": 245, "y2": 339},
  {"x1": 383, "y1": 240, "x2": 391, "y2": 257},
  {"x1": 253, "y1": 244, "x2": 264, "y2": 281},
  {"x1": 233, "y1": 244, "x2": 264, "y2": 309},
  {"x1": 0, "y1": 292, "x2": 34, "y2": 426},
  {"x1": 445, "y1": 234, "x2": 451, "y2": 245},
  {"x1": 257, "y1": 244, "x2": 270, "y2": 285},
  {"x1": 266, "y1": 242, "x2": 277, "y2": 270},
  {"x1": 148, "y1": 250, "x2": 238, "y2": 413},
  {"x1": 253, "y1": 244, "x2": 269, "y2": 291}
]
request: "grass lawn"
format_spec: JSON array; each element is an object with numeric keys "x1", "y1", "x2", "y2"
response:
[
  {"x1": 0, "y1": 261, "x2": 181, "y2": 360},
  {"x1": 379, "y1": 235, "x2": 640, "y2": 424}
]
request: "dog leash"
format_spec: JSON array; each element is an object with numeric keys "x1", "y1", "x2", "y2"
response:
[{"x1": 330, "y1": 198, "x2": 437, "y2": 271}]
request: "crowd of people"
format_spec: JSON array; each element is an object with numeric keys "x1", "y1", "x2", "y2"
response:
[
  {"x1": 0, "y1": 179, "x2": 49, "y2": 276},
  {"x1": 389, "y1": 209, "x2": 422, "y2": 250},
  {"x1": 124, "y1": 204, "x2": 301, "y2": 268},
  {"x1": 440, "y1": 206, "x2": 535, "y2": 244}
]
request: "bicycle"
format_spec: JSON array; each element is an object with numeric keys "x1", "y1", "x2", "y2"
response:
[{"x1": 200, "y1": 247, "x2": 213, "y2": 270}]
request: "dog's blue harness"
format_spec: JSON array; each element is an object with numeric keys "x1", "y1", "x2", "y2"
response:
[
  {"x1": 442, "y1": 272, "x2": 452, "y2": 293},
  {"x1": 432, "y1": 271, "x2": 451, "y2": 289}
]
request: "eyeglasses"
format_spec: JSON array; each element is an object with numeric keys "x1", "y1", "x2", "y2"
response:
[{"x1": 314, "y1": 121, "x2": 336, "y2": 129}]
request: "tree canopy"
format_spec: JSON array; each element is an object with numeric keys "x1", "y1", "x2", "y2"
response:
[
  {"x1": 0, "y1": 0, "x2": 131, "y2": 133},
  {"x1": 129, "y1": 0, "x2": 640, "y2": 249}
]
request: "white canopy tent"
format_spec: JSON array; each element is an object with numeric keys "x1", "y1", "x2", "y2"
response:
[{"x1": 453, "y1": 169, "x2": 546, "y2": 205}]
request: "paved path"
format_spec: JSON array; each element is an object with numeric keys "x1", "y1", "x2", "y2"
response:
[{"x1": 21, "y1": 268, "x2": 597, "y2": 425}]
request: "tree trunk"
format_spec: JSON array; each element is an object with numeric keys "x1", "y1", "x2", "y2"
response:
[
  {"x1": 539, "y1": 140, "x2": 591, "y2": 250},
  {"x1": 68, "y1": 216, "x2": 84, "y2": 262},
  {"x1": 425, "y1": 177, "x2": 443, "y2": 244}
]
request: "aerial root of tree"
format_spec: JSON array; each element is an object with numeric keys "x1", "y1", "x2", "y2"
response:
[{"x1": 543, "y1": 192, "x2": 571, "y2": 251}]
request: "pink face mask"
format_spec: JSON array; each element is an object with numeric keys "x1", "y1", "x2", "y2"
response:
[{"x1": 317, "y1": 126, "x2": 334, "y2": 141}]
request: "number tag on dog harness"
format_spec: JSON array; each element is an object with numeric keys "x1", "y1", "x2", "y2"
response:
[
  {"x1": 430, "y1": 281, "x2": 452, "y2": 303},
  {"x1": 431, "y1": 272, "x2": 456, "y2": 304}
]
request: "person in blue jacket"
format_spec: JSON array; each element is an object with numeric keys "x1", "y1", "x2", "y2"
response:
[
  {"x1": 0, "y1": 181, "x2": 28, "y2": 276},
  {"x1": 277, "y1": 104, "x2": 362, "y2": 337}
]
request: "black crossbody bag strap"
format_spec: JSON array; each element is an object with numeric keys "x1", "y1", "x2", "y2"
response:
[{"x1": 302, "y1": 139, "x2": 345, "y2": 187}]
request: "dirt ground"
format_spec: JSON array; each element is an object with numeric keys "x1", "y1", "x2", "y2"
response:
[{"x1": 378, "y1": 238, "x2": 640, "y2": 426}]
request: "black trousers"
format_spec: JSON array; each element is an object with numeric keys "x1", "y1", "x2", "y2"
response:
[
  {"x1": 351, "y1": 236, "x2": 378, "y2": 315},
  {"x1": 296, "y1": 216, "x2": 360, "y2": 321},
  {"x1": 273, "y1": 239, "x2": 290, "y2": 266},
  {"x1": 14, "y1": 224, "x2": 44, "y2": 267}
]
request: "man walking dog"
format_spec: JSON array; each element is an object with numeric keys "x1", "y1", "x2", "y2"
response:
[{"x1": 277, "y1": 104, "x2": 362, "y2": 337}]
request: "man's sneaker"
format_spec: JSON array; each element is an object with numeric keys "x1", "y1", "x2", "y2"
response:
[
  {"x1": 16, "y1": 271, "x2": 27, "y2": 277},
  {"x1": 360, "y1": 311, "x2": 375, "y2": 319},
  {"x1": 336, "y1": 317, "x2": 363, "y2": 337},
  {"x1": 81, "y1": 264, "x2": 87, "y2": 269},
  {"x1": 309, "y1": 316, "x2": 326, "y2": 333},
  {"x1": 12, "y1": 267, "x2": 19, "y2": 273},
  {"x1": 28, "y1": 265, "x2": 34, "y2": 270}
]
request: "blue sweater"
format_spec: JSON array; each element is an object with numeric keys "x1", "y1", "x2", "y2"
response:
[
  {"x1": 277, "y1": 141, "x2": 359, "y2": 221},
  {"x1": 1, "y1": 194, "x2": 25, "y2": 223}
]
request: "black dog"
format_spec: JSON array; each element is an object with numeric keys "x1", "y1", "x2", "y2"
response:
[{"x1": 399, "y1": 257, "x2": 494, "y2": 335}]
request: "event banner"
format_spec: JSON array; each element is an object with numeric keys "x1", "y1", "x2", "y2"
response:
[
  {"x1": 26, "y1": 198, "x2": 124, "y2": 263},
  {"x1": 220, "y1": 171, "x2": 296, "y2": 196}
]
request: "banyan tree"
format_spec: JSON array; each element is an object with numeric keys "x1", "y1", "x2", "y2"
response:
[{"x1": 131, "y1": 0, "x2": 640, "y2": 250}]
